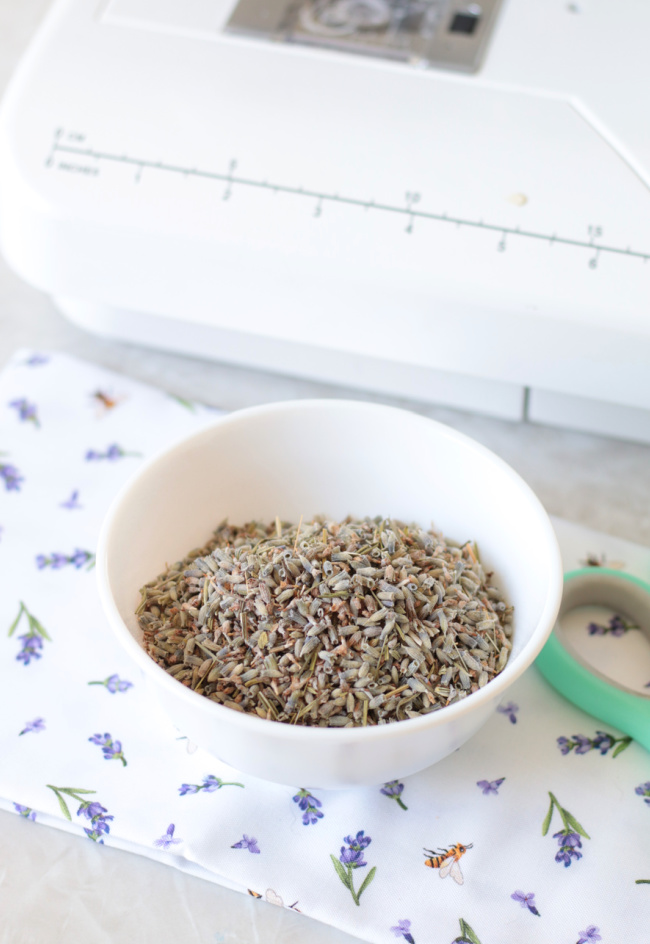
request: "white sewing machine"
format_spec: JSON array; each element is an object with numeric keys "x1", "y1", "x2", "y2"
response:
[{"x1": 1, "y1": 0, "x2": 649, "y2": 441}]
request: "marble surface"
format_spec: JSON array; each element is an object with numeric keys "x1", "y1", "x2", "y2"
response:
[{"x1": 0, "y1": 1, "x2": 649, "y2": 942}]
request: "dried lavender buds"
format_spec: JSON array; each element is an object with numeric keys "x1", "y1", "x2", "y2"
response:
[{"x1": 137, "y1": 517, "x2": 513, "y2": 727}]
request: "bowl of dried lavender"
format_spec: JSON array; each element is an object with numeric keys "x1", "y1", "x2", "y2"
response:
[{"x1": 97, "y1": 400, "x2": 562, "y2": 788}]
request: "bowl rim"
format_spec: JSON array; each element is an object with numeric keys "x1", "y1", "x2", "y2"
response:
[{"x1": 96, "y1": 398, "x2": 564, "y2": 742}]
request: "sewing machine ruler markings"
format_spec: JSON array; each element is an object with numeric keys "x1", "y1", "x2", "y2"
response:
[{"x1": 46, "y1": 133, "x2": 650, "y2": 268}]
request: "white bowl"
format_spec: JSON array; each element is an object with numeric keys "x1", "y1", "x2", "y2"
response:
[{"x1": 97, "y1": 399, "x2": 562, "y2": 788}]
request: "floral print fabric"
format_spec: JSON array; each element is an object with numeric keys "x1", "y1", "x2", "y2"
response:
[{"x1": 1, "y1": 350, "x2": 649, "y2": 944}]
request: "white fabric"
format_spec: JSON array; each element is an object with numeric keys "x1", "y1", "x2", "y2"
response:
[{"x1": 1, "y1": 349, "x2": 648, "y2": 944}]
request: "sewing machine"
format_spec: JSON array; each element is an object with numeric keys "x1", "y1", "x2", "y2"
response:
[{"x1": 1, "y1": 0, "x2": 649, "y2": 441}]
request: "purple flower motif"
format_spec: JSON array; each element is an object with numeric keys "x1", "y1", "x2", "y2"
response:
[
  {"x1": 60, "y1": 490, "x2": 82, "y2": 510},
  {"x1": 78, "y1": 800, "x2": 114, "y2": 842},
  {"x1": 574, "y1": 735, "x2": 592, "y2": 755},
  {"x1": 231, "y1": 834, "x2": 260, "y2": 854},
  {"x1": 19, "y1": 717, "x2": 45, "y2": 736},
  {"x1": 24, "y1": 353, "x2": 49, "y2": 366},
  {"x1": 88, "y1": 733, "x2": 127, "y2": 766},
  {"x1": 477, "y1": 778, "x2": 505, "y2": 795},
  {"x1": 390, "y1": 918, "x2": 415, "y2": 943},
  {"x1": 16, "y1": 633, "x2": 43, "y2": 665},
  {"x1": 511, "y1": 890, "x2": 540, "y2": 916},
  {"x1": 340, "y1": 846, "x2": 368, "y2": 869},
  {"x1": 293, "y1": 788, "x2": 324, "y2": 825},
  {"x1": 14, "y1": 803, "x2": 37, "y2": 821},
  {"x1": 0, "y1": 462, "x2": 23, "y2": 491},
  {"x1": 577, "y1": 927, "x2": 601, "y2": 944},
  {"x1": 554, "y1": 830, "x2": 583, "y2": 866},
  {"x1": 88, "y1": 674, "x2": 133, "y2": 693},
  {"x1": 339, "y1": 831, "x2": 372, "y2": 869},
  {"x1": 179, "y1": 783, "x2": 200, "y2": 795},
  {"x1": 76, "y1": 801, "x2": 108, "y2": 823},
  {"x1": 588, "y1": 614, "x2": 637, "y2": 636},
  {"x1": 497, "y1": 701, "x2": 518, "y2": 724},
  {"x1": 71, "y1": 548, "x2": 93, "y2": 568},
  {"x1": 381, "y1": 780, "x2": 408, "y2": 810},
  {"x1": 9, "y1": 398, "x2": 39, "y2": 427},
  {"x1": 202, "y1": 775, "x2": 226, "y2": 792},
  {"x1": 178, "y1": 775, "x2": 244, "y2": 795},
  {"x1": 35, "y1": 549, "x2": 95, "y2": 571},
  {"x1": 635, "y1": 781, "x2": 650, "y2": 805},
  {"x1": 154, "y1": 824, "x2": 183, "y2": 850},
  {"x1": 344, "y1": 830, "x2": 372, "y2": 851},
  {"x1": 85, "y1": 443, "x2": 140, "y2": 462},
  {"x1": 592, "y1": 731, "x2": 615, "y2": 754},
  {"x1": 557, "y1": 731, "x2": 631, "y2": 758}
]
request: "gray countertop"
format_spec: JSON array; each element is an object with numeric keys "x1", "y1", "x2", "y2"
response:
[{"x1": 0, "y1": 2, "x2": 649, "y2": 942}]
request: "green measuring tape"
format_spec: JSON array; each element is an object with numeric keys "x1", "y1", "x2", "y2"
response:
[{"x1": 536, "y1": 568, "x2": 650, "y2": 752}]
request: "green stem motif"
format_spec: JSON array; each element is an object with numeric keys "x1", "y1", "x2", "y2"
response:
[
  {"x1": 8, "y1": 602, "x2": 51, "y2": 663},
  {"x1": 330, "y1": 832, "x2": 376, "y2": 907},
  {"x1": 8, "y1": 601, "x2": 51, "y2": 640},
  {"x1": 330, "y1": 856, "x2": 377, "y2": 906},
  {"x1": 611, "y1": 737, "x2": 633, "y2": 757},
  {"x1": 453, "y1": 918, "x2": 482, "y2": 944},
  {"x1": 168, "y1": 394, "x2": 198, "y2": 412},
  {"x1": 46, "y1": 786, "x2": 97, "y2": 821}
]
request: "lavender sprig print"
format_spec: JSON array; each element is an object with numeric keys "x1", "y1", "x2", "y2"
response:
[
  {"x1": 497, "y1": 701, "x2": 518, "y2": 724},
  {"x1": 381, "y1": 780, "x2": 408, "y2": 810},
  {"x1": 390, "y1": 919, "x2": 415, "y2": 943},
  {"x1": 36, "y1": 549, "x2": 95, "y2": 571},
  {"x1": 178, "y1": 775, "x2": 244, "y2": 795},
  {"x1": 88, "y1": 674, "x2": 133, "y2": 693},
  {"x1": 13, "y1": 803, "x2": 36, "y2": 821},
  {"x1": 451, "y1": 918, "x2": 482, "y2": 944},
  {"x1": 542, "y1": 792, "x2": 590, "y2": 866},
  {"x1": 60, "y1": 490, "x2": 82, "y2": 510},
  {"x1": 577, "y1": 927, "x2": 602, "y2": 943},
  {"x1": 154, "y1": 824, "x2": 183, "y2": 849},
  {"x1": 231, "y1": 834, "x2": 260, "y2": 853},
  {"x1": 0, "y1": 460, "x2": 23, "y2": 492},
  {"x1": 23, "y1": 353, "x2": 49, "y2": 366},
  {"x1": 9, "y1": 398, "x2": 40, "y2": 427},
  {"x1": 19, "y1": 717, "x2": 45, "y2": 736},
  {"x1": 46, "y1": 786, "x2": 113, "y2": 843},
  {"x1": 89, "y1": 733, "x2": 127, "y2": 766},
  {"x1": 588, "y1": 613, "x2": 638, "y2": 636},
  {"x1": 557, "y1": 730, "x2": 632, "y2": 758},
  {"x1": 330, "y1": 831, "x2": 376, "y2": 906},
  {"x1": 293, "y1": 788, "x2": 324, "y2": 824},
  {"x1": 8, "y1": 602, "x2": 51, "y2": 664},
  {"x1": 635, "y1": 781, "x2": 650, "y2": 806},
  {"x1": 85, "y1": 443, "x2": 141, "y2": 461},
  {"x1": 477, "y1": 778, "x2": 504, "y2": 795},
  {"x1": 511, "y1": 890, "x2": 540, "y2": 916}
]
